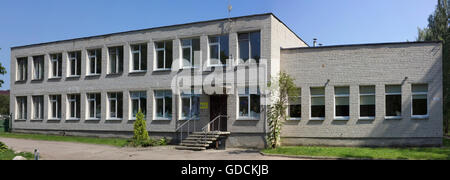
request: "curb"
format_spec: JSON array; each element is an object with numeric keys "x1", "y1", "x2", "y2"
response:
[{"x1": 259, "y1": 152, "x2": 380, "y2": 160}]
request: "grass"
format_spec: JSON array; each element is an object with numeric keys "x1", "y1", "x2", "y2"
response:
[
  {"x1": 0, "y1": 149, "x2": 33, "y2": 160},
  {"x1": 0, "y1": 132, "x2": 129, "y2": 147},
  {"x1": 262, "y1": 138, "x2": 450, "y2": 160}
]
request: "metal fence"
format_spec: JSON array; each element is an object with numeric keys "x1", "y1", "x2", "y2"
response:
[{"x1": 0, "y1": 114, "x2": 11, "y2": 132}]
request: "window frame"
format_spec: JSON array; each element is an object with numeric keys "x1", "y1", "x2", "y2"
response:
[
  {"x1": 67, "y1": 94, "x2": 80, "y2": 120},
  {"x1": 16, "y1": 57, "x2": 28, "y2": 81},
  {"x1": 237, "y1": 88, "x2": 261, "y2": 120},
  {"x1": 238, "y1": 31, "x2": 261, "y2": 64},
  {"x1": 87, "y1": 49, "x2": 101, "y2": 75},
  {"x1": 334, "y1": 87, "x2": 350, "y2": 121},
  {"x1": 16, "y1": 96, "x2": 27, "y2": 120},
  {"x1": 107, "y1": 92, "x2": 123, "y2": 120},
  {"x1": 32, "y1": 96, "x2": 43, "y2": 120},
  {"x1": 411, "y1": 84, "x2": 429, "y2": 119},
  {"x1": 87, "y1": 93, "x2": 101, "y2": 120},
  {"x1": 68, "y1": 51, "x2": 81, "y2": 77},
  {"x1": 153, "y1": 90, "x2": 172, "y2": 120},
  {"x1": 310, "y1": 87, "x2": 325, "y2": 120},
  {"x1": 130, "y1": 44, "x2": 147, "y2": 72},
  {"x1": 287, "y1": 88, "x2": 302, "y2": 120},
  {"x1": 208, "y1": 35, "x2": 229, "y2": 66},
  {"x1": 50, "y1": 53, "x2": 62, "y2": 78},
  {"x1": 385, "y1": 85, "x2": 402, "y2": 119},
  {"x1": 49, "y1": 95, "x2": 61, "y2": 120},
  {"x1": 32, "y1": 56, "x2": 44, "y2": 80},
  {"x1": 108, "y1": 46, "x2": 123, "y2": 74},
  {"x1": 179, "y1": 91, "x2": 200, "y2": 120},
  {"x1": 130, "y1": 91, "x2": 147, "y2": 120},
  {"x1": 181, "y1": 38, "x2": 200, "y2": 68},
  {"x1": 359, "y1": 86, "x2": 376, "y2": 120},
  {"x1": 155, "y1": 41, "x2": 173, "y2": 71}
]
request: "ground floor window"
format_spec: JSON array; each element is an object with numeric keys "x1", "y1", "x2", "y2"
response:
[
  {"x1": 68, "y1": 94, "x2": 80, "y2": 119},
  {"x1": 360, "y1": 86, "x2": 376, "y2": 118},
  {"x1": 412, "y1": 84, "x2": 428, "y2": 117},
  {"x1": 385, "y1": 85, "x2": 401, "y2": 117},
  {"x1": 310, "y1": 87, "x2": 325, "y2": 119},
  {"x1": 16, "y1": 96, "x2": 27, "y2": 120},
  {"x1": 180, "y1": 91, "x2": 200, "y2": 119},
  {"x1": 238, "y1": 88, "x2": 260, "y2": 118},
  {"x1": 335, "y1": 87, "x2": 350, "y2": 119},
  {"x1": 49, "y1": 95, "x2": 61, "y2": 119},
  {"x1": 154, "y1": 90, "x2": 172, "y2": 119},
  {"x1": 32, "y1": 96, "x2": 43, "y2": 120},
  {"x1": 288, "y1": 88, "x2": 301, "y2": 119},
  {"x1": 130, "y1": 91, "x2": 146, "y2": 119},
  {"x1": 108, "y1": 92, "x2": 123, "y2": 119},
  {"x1": 87, "y1": 93, "x2": 101, "y2": 119}
]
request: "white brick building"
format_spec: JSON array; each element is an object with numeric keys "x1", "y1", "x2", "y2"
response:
[{"x1": 10, "y1": 13, "x2": 443, "y2": 148}]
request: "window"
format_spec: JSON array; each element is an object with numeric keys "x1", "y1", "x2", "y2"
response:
[
  {"x1": 16, "y1": 97, "x2": 27, "y2": 120},
  {"x1": 412, "y1": 84, "x2": 428, "y2": 117},
  {"x1": 180, "y1": 91, "x2": 200, "y2": 119},
  {"x1": 181, "y1": 38, "x2": 200, "y2": 68},
  {"x1": 385, "y1": 85, "x2": 401, "y2": 118},
  {"x1": 130, "y1": 91, "x2": 147, "y2": 119},
  {"x1": 238, "y1": 88, "x2": 260, "y2": 119},
  {"x1": 32, "y1": 56, "x2": 44, "y2": 80},
  {"x1": 335, "y1": 87, "x2": 350, "y2": 119},
  {"x1": 154, "y1": 90, "x2": 172, "y2": 119},
  {"x1": 67, "y1": 94, "x2": 80, "y2": 119},
  {"x1": 238, "y1": 31, "x2": 260, "y2": 63},
  {"x1": 360, "y1": 86, "x2": 376, "y2": 118},
  {"x1": 311, "y1": 87, "x2": 325, "y2": 119},
  {"x1": 108, "y1": 92, "x2": 123, "y2": 119},
  {"x1": 50, "y1": 53, "x2": 62, "y2": 78},
  {"x1": 209, "y1": 35, "x2": 229, "y2": 65},
  {"x1": 108, "y1": 46, "x2": 124, "y2": 74},
  {"x1": 155, "y1": 41, "x2": 173, "y2": 70},
  {"x1": 131, "y1": 44, "x2": 147, "y2": 71},
  {"x1": 49, "y1": 95, "x2": 61, "y2": 119},
  {"x1": 88, "y1": 49, "x2": 102, "y2": 75},
  {"x1": 68, "y1": 51, "x2": 81, "y2": 76},
  {"x1": 17, "y1": 57, "x2": 27, "y2": 81},
  {"x1": 32, "y1": 96, "x2": 43, "y2": 120},
  {"x1": 87, "y1": 93, "x2": 101, "y2": 119},
  {"x1": 288, "y1": 88, "x2": 301, "y2": 119}
]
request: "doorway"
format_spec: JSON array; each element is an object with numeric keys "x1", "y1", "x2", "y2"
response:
[{"x1": 209, "y1": 95, "x2": 227, "y2": 131}]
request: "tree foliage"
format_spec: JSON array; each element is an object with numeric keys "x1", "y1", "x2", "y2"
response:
[
  {"x1": 417, "y1": 0, "x2": 449, "y2": 133},
  {"x1": 0, "y1": 48, "x2": 7, "y2": 88},
  {"x1": 0, "y1": 95, "x2": 9, "y2": 115},
  {"x1": 267, "y1": 72, "x2": 298, "y2": 148},
  {"x1": 132, "y1": 110, "x2": 149, "y2": 142}
]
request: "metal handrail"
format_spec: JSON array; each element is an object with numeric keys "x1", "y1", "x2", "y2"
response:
[
  {"x1": 176, "y1": 117, "x2": 197, "y2": 144},
  {"x1": 201, "y1": 115, "x2": 228, "y2": 143}
]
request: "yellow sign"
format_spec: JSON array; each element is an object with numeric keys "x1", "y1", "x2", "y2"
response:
[{"x1": 200, "y1": 102, "x2": 208, "y2": 109}]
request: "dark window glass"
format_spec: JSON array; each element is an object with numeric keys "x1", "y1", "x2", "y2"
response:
[
  {"x1": 386, "y1": 95, "x2": 401, "y2": 116},
  {"x1": 250, "y1": 32, "x2": 261, "y2": 63},
  {"x1": 165, "y1": 41, "x2": 173, "y2": 69}
]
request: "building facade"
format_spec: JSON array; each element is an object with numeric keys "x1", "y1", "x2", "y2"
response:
[{"x1": 10, "y1": 13, "x2": 443, "y2": 148}]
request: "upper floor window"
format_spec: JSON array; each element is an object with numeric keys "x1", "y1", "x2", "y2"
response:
[
  {"x1": 181, "y1": 38, "x2": 200, "y2": 68},
  {"x1": 68, "y1": 51, "x2": 81, "y2": 77},
  {"x1": 155, "y1": 41, "x2": 173, "y2": 70},
  {"x1": 88, "y1": 49, "x2": 102, "y2": 75},
  {"x1": 108, "y1": 92, "x2": 123, "y2": 119},
  {"x1": 17, "y1": 57, "x2": 28, "y2": 81},
  {"x1": 131, "y1": 44, "x2": 147, "y2": 72},
  {"x1": 335, "y1": 87, "x2": 350, "y2": 120},
  {"x1": 67, "y1": 94, "x2": 80, "y2": 119},
  {"x1": 32, "y1": 55, "x2": 44, "y2": 80},
  {"x1": 360, "y1": 86, "x2": 376, "y2": 118},
  {"x1": 16, "y1": 96, "x2": 27, "y2": 120},
  {"x1": 209, "y1": 35, "x2": 229, "y2": 66},
  {"x1": 130, "y1": 91, "x2": 147, "y2": 119},
  {"x1": 108, "y1": 46, "x2": 124, "y2": 74},
  {"x1": 288, "y1": 88, "x2": 301, "y2": 119},
  {"x1": 154, "y1": 90, "x2": 172, "y2": 120},
  {"x1": 87, "y1": 93, "x2": 101, "y2": 119},
  {"x1": 238, "y1": 87, "x2": 260, "y2": 119},
  {"x1": 311, "y1": 87, "x2": 325, "y2": 119},
  {"x1": 49, "y1": 95, "x2": 61, "y2": 119},
  {"x1": 412, "y1": 84, "x2": 428, "y2": 118},
  {"x1": 32, "y1": 96, "x2": 43, "y2": 120},
  {"x1": 385, "y1": 85, "x2": 401, "y2": 118},
  {"x1": 238, "y1": 31, "x2": 260, "y2": 64},
  {"x1": 50, "y1": 53, "x2": 62, "y2": 78},
  {"x1": 180, "y1": 90, "x2": 200, "y2": 120}
]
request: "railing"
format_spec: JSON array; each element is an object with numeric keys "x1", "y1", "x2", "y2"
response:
[
  {"x1": 201, "y1": 115, "x2": 228, "y2": 141},
  {"x1": 175, "y1": 117, "x2": 197, "y2": 144}
]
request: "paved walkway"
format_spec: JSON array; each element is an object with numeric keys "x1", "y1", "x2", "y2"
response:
[{"x1": 0, "y1": 137, "x2": 304, "y2": 160}]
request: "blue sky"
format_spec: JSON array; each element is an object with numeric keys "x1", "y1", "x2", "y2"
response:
[{"x1": 0, "y1": 0, "x2": 437, "y2": 90}]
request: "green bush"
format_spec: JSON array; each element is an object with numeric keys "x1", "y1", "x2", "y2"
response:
[
  {"x1": 157, "y1": 137, "x2": 168, "y2": 146},
  {"x1": 132, "y1": 110, "x2": 149, "y2": 142},
  {"x1": 0, "y1": 141, "x2": 8, "y2": 152}
]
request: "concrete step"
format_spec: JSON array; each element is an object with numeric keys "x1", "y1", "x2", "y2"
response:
[
  {"x1": 182, "y1": 140, "x2": 213, "y2": 144},
  {"x1": 188, "y1": 134, "x2": 220, "y2": 138},
  {"x1": 180, "y1": 143, "x2": 210, "y2": 147},
  {"x1": 185, "y1": 137, "x2": 218, "y2": 141},
  {"x1": 175, "y1": 146, "x2": 207, "y2": 151},
  {"x1": 192, "y1": 131, "x2": 230, "y2": 135}
]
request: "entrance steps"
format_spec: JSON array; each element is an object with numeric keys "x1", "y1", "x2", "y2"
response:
[{"x1": 175, "y1": 131, "x2": 230, "y2": 151}]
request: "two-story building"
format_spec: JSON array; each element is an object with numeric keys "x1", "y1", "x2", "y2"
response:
[{"x1": 10, "y1": 13, "x2": 443, "y2": 148}]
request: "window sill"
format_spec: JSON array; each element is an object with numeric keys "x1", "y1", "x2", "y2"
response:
[
  {"x1": 178, "y1": 118, "x2": 200, "y2": 121},
  {"x1": 310, "y1": 117, "x2": 325, "y2": 121},
  {"x1": 207, "y1": 64, "x2": 227, "y2": 68},
  {"x1": 129, "y1": 70, "x2": 147, "y2": 74},
  {"x1": 48, "y1": 77, "x2": 61, "y2": 80},
  {"x1": 359, "y1": 117, "x2": 375, "y2": 121},
  {"x1": 15, "y1": 119, "x2": 27, "y2": 121},
  {"x1": 153, "y1": 117, "x2": 172, "y2": 121},
  {"x1": 106, "y1": 118, "x2": 123, "y2": 121},
  {"x1": 31, "y1": 79, "x2": 43, "y2": 81},
  {"x1": 334, "y1": 117, "x2": 350, "y2": 121},
  {"x1": 67, "y1": 75, "x2": 81, "y2": 78},
  {"x1": 287, "y1": 117, "x2": 302, "y2": 121},
  {"x1": 86, "y1": 74, "x2": 101, "y2": 77},
  {"x1": 411, "y1": 115, "x2": 429, "y2": 120},
  {"x1": 86, "y1": 118, "x2": 101, "y2": 121},
  {"x1": 15, "y1": 80, "x2": 27, "y2": 83},
  {"x1": 66, "y1": 118, "x2": 80, "y2": 121},
  {"x1": 236, "y1": 117, "x2": 260, "y2": 121},
  {"x1": 48, "y1": 118, "x2": 61, "y2": 121},
  {"x1": 30, "y1": 119, "x2": 43, "y2": 121},
  {"x1": 385, "y1": 116, "x2": 402, "y2": 120},
  {"x1": 153, "y1": 68, "x2": 172, "y2": 72}
]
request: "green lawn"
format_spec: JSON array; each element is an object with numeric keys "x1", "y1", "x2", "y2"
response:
[
  {"x1": 0, "y1": 149, "x2": 33, "y2": 160},
  {"x1": 262, "y1": 138, "x2": 450, "y2": 160},
  {"x1": 0, "y1": 132, "x2": 129, "y2": 147}
]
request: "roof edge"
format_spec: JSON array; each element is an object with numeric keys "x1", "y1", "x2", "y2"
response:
[
  {"x1": 269, "y1": 14, "x2": 310, "y2": 47},
  {"x1": 281, "y1": 41, "x2": 442, "y2": 50},
  {"x1": 11, "y1": 13, "x2": 274, "y2": 50}
]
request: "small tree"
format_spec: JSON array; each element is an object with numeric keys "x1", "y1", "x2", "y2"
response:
[
  {"x1": 0, "y1": 48, "x2": 7, "y2": 88},
  {"x1": 267, "y1": 72, "x2": 298, "y2": 148},
  {"x1": 132, "y1": 110, "x2": 149, "y2": 142}
]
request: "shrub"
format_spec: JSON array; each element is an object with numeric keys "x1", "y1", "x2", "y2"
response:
[
  {"x1": 132, "y1": 110, "x2": 149, "y2": 142},
  {"x1": 157, "y1": 137, "x2": 168, "y2": 146},
  {"x1": 0, "y1": 141, "x2": 8, "y2": 152}
]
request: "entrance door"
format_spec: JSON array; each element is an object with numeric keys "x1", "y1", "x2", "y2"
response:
[{"x1": 209, "y1": 95, "x2": 227, "y2": 131}]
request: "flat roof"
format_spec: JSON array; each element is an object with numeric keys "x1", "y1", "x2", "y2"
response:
[
  {"x1": 11, "y1": 13, "x2": 308, "y2": 50},
  {"x1": 281, "y1": 41, "x2": 442, "y2": 51}
]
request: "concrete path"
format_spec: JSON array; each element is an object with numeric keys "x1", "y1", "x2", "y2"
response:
[{"x1": 0, "y1": 137, "x2": 305, "y2": 160}]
